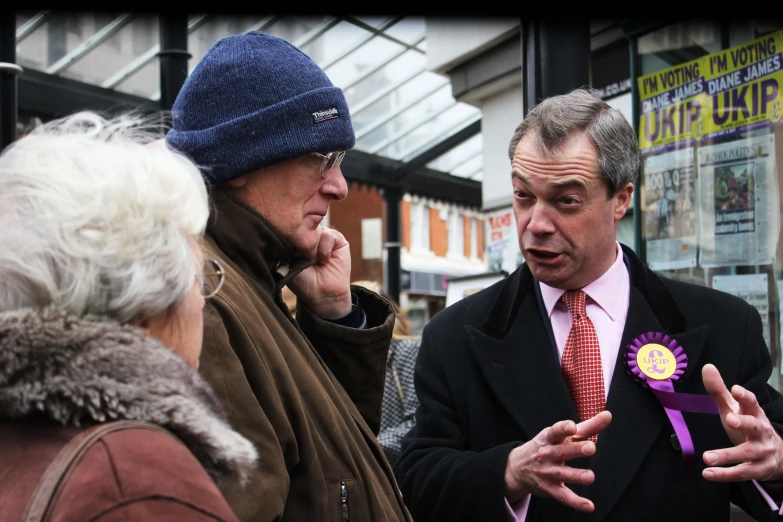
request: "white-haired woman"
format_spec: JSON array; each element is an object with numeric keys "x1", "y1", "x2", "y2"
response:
[{"x1": 0, "y1": 112, "x2": 257, "y2": 521}]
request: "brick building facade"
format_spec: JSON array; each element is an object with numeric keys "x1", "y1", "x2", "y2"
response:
[{"x1": 329, "y1": 181, "x2": 487, "y2": 334}]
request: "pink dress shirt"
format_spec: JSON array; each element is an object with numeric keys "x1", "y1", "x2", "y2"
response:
[
  {"x1": 504, "y1": 242, "x2": 783, "y2": 519},
  {"x1": 505, "y1": 242, "x2": 629, "y2": 520}
]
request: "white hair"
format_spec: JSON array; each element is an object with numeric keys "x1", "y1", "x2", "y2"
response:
[{"x1": 0, "y1": 111, "x2": 209, "y2": 324}]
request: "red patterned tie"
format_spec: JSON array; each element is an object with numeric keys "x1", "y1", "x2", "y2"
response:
[{"x1": 561, "y1": 290, "x2": 605, "y2": 441}]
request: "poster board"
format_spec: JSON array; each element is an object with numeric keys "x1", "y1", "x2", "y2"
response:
[
  {"x1": 485, "y1": 207, "x2": 523, "y2": 275},
  {"x1": 698, "y1": 134, "x2": 780, "y2": 267},
  {"x1": 642, "y1": 147, "x2": 698, "y2": 270},
  {"x1": 712, "y1": 273, "x2": 771, "y2": 350}
]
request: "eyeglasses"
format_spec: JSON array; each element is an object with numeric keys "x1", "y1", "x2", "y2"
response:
[
  {"x1": 199, "y1": 258, "x2": 226, "y2": 299},
  {"x1": 310, "y1": 151, "x2": 346, "y2": 176}
]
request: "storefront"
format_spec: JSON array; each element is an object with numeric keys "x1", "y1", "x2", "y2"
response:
[{"x1": 631, "y1": 20, "x2": 783, "y2": 389}]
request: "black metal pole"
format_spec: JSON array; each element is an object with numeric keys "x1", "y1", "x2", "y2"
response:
[
  {"x1": 382, "y1": 186, "x2": 403, "y2": 306},
  {"x1": 159, "y1": 13, "x2": 190, "y2": 112},
  {"x1": 0, "y1": 12, "x2": 21, "y2": 150},
  {"x1": 630, "y1": 36, "x2": 645, "y2": 259},
  {"x1": 523, "y1": 19, "x2": 590, "y2": 107}
]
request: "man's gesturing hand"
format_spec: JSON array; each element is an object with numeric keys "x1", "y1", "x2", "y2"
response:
[
  {"x1": 702, "y1": 363, "x2": 783, "y2": 483},
  {"x1": 503, "y1": 411, "x2": 612, "y2": 511}
]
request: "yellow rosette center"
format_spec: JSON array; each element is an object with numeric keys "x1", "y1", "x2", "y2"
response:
[{"x1": 636, "y1": 343, "x2": 677, "y2": 381}]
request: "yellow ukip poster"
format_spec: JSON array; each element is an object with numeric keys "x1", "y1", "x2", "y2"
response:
[{"x1": 638, "y1": 31, "x2": 783, "y2": 157}]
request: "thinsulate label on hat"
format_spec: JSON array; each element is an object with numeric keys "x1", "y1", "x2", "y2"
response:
[{"x1": 311, "y1": 107, "x2": 340, "y2": 123}]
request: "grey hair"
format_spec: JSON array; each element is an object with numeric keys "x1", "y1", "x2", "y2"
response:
[
  {"x1": 508, "y1": 87, "x2": 640, "y2": 196},
  {"x1": 0, "y1": 111, "x2": 209, "y2": 324}
]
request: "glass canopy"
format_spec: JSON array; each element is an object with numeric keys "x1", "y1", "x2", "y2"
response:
[{"x1": 14, "y1": 12, "x2": 484, "y2": 182}]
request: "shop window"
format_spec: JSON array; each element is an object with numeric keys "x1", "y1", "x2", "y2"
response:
[
  {"x1": 448, "y1": 209, "x2": 464, "y2": 257},
  {"x1": 410, "y1": 201, "x2": 430, "y2": 252},
  {"x1": 636, "y1": 19, "x2": 783, "y2": 389},
  {"x1": 361, "y1": 218, "x2": 383, "y2": 260}
]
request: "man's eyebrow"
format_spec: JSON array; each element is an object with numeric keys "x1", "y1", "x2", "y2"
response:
[
  {"x1": 550, "y1": 178, "x2": 588, "y2": 191},
  {"x1": 511, "y1": 170, "x2": 588, "y2": 191}
]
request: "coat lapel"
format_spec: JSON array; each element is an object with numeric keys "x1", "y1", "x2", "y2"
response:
[
  {"x1": 467, "y1": 294, "x2": 579, "y2": 440},
  {"x1": 573, "y1": 246, "x2": 711, "y2": 521},
  {"x1": 466, "y1": 264, "x2": 579, "y2": 441}
]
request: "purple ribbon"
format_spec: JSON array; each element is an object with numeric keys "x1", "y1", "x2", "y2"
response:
[{"x1": 625, "y1": 332, "x2": 720, "y2": 469}]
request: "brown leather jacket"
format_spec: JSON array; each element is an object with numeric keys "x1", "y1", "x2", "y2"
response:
[{"x1": 198, "y1": 190, "x2": 412, "y2": 522}]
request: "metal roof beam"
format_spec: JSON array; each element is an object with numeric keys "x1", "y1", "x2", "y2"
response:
[
  {"x1": 320, "y1": 16, "x2": 403, "y2": 70},
  {"x1": 355, "y1": 81, "x2": 448, "y2": 140},
  {"x1": 293, "y1": 16, "x2": 341, "y2": 47},
  {"x1": 343, "y1": 16, "x2": 425, "y2": 55},
  {"x1": 427, "y1": 139, "x2": 482, "y2": 173},
  {"x1": 350, "y1": 64, "x2": 424, "y2": 115},
  {"x1": 46, "y1": 13, "x2": 136, "y2": 75},
  {"x1": 101, "y1": 13, "x2": 212, "y2": 89},
  {"x1": 19, "y1": 67, "x2": 160, "y2": 117},
  {"x1": 396, "y1": 113, "x2": 481, "y2": 163},
  {"x1": 368, "y1": 97, "x2": 458, "y2": 155},
  {"x1": 392, "y1": 119, "x2": 482, "y2": 181},
  {"x1": 16, "y1": 11, "x2": 51, "y2": 42},
  {"x1": 337, "y1": 34, "x2": 425, "y2": 94},
  {"x1": 245, "y1": 15, "x2": 281, "y2": 33},
  {"x1": 339, "y1": 149, "x2": 481, "y2": 207}
]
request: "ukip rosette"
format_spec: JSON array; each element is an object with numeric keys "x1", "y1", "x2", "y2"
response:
[{"x1": 625, "y1": 332, "x2": 719, "y2": 468}]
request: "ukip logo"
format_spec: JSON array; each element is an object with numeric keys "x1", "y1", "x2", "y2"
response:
[{"x1": 641, "y1": 347, "x2": 675, "y2": 379}]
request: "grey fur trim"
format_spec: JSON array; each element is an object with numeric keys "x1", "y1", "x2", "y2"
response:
[{"x1": 0, "y1": 306, "x2": 257, "y2": 484}]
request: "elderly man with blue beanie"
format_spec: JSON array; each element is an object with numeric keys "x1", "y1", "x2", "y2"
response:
[{"x1": 166, "y1": 32, "x2": 412, "y2": 522}]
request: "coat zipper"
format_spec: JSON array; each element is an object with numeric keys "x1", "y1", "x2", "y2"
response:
[
  {"x1": 340, "y1": 481, "x2": 349, "y2": 521},
  {"x1": 285, "y1": 294, "x2": 411, "y2": 520}
]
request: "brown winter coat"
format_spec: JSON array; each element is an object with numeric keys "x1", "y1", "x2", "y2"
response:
[
  {"x1": 0, "y1": 307, "x2": 258, "y2": 521},
  {"x1": 199, "y1": 190, "x2": 412, "y2": 522}
]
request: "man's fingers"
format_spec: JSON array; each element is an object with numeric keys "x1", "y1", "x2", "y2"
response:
[
  {"x1": 544, "y1": 466, "x2": 596, "y2": 486},
  {"x1": 732, "y1": 385, "x2": 765, "y2": 419},
  {"x1": 703, "y1": 442, "x2": 764, "y2": 467},
  {"x1": 702, "y1": 364, "x2": 739, "y2": 414},
  {"x1": 703, "y1": 461, "x2": 768, "y2": 483},
  {"x1": 574, "y1": 410, "x2": 612, "y2": 440},
  {"x1": 546, "y1": 419, "x2": 578, "y2": 445},
  {"x1": 721, "y1": 411, "x2": 762, "y2": 438},
  {"x1": 315, "y1": 227, "x2": 338, "y2": 262},
  {"x1": 545, "y1": 484, "x2": 595, "y2": 512},
  {"x1": 543, "y1": 440, "x2": 597, "y2": 462}
]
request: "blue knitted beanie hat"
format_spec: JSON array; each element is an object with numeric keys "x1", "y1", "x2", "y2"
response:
[{"x1": 166, "y1": 31, "x2": 355, "y2": 184}]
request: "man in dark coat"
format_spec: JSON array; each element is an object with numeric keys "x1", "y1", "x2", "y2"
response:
[{"x1": 394, "y1": 87, "x2": 783, "y2": 521}]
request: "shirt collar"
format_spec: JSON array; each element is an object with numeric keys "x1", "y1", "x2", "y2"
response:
[{"x1": 539, "y1": 242, "x2": 627, "y2": 321}]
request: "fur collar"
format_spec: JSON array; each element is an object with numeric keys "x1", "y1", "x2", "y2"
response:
[{"x1": 0, "y1": 306, "x2": 257, "y2": 484}]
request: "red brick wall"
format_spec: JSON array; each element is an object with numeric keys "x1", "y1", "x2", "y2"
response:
[
  {"x1": 477, "y1": 218, "x2": 485, "y2": 260},
  {"x1": 329, "y1": 181, "x2": 385, "y2": 284},
  {"x1": 430, "y1": 207, "x2": 448, "y2": 257}
]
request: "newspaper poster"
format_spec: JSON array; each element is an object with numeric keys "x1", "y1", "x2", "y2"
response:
[
  {"x1": 698, "y1": 134, "x2": 780, "y2": 267},
  {"x1": 637, "y1": 30, "x2": 783, "y2": 157},
  {"x1": 641, "y1": 147, "x2": 698, "y2": 270},
  {"x1": 712, "y1": 273, "x2": 771, "y2": 350},
  {"x1": 486, "y1": 207, "x2": 523, "y2": 274}
]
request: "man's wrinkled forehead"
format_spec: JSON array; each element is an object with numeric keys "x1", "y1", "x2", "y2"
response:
[{"x1": 511, "y1": 132, "x2": 599, "y2": 182}]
